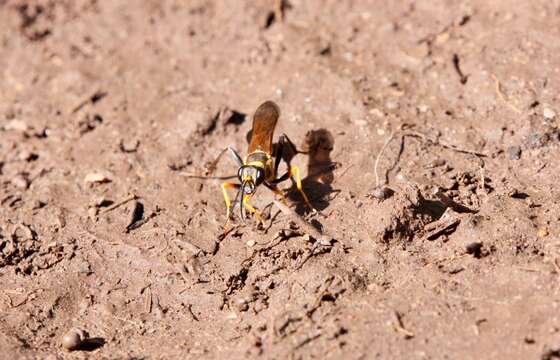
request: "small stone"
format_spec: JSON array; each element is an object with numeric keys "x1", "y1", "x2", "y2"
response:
[
  {"x1": 12, "y1": 174, "x2": 29, "y2": 189},
  {"x1": 417, "y1": 104, "x2": 430, "y2": 113},
  {"x1": 435, "y1": 32, "x2": 450, "y2": 44},
  {"x1": 369, "y1": 108, "x2": 384, "y2": 117},
  {"x1": 385, "y1": 100, "x2": 399, "y2": 110},
  {"x1": 537, "y1": 228, "x2": 549, "y2": 238},
  {"x1": 342, "y1": 52, "x2": 354, "y2": 61},
  {"x1": 543, "y1": 108, "x2": 556, "y2": 119},
  {"x1": 507, "y1": 146, "x2": 522, "y2": 160},
  {"x1": 31, "y1": 200, "x2": 47, "y2": 209},
  {"x1": 234, "y1": 298, "x2": 249, "y2": 312},
  {"x1": 84, "y1": 173, "x2": 111, "y2": 184},
  {"x1": 253, "y1": 300, "x2": 267, "y2": 313},
  {"x1": 246, "y1": 239, "x2": 256, "y2": 247},
  {"x1": 318, "y1": 235, "x2": 333, "y2": 246},
  {"x1": 62, "y1": 328, "x2": 87, "y2": 351},
  {"x1": 88, "y1": 206, "x2": 98, "y2": 219},
  {"x1": 18, "y1": 150, "x2": 38, "y2": 162},
  {"x1": 224, "y1": 312, "x2": 238, "y2": 320},
  {"x1": 368, "y1": 186, "x2": 394, "y2": 200},
  {"x1": 5, "y1": 119, "x2": 29, "y2": 132}
]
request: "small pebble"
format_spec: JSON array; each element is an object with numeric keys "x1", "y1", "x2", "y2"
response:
[
  {"x1": 417, "y1": 104, "x2": 430, "y2": 113},
  {"x1": 543, "y1": 107, "x2": 556, "y2": 119},
  {"x1": 368, "y1": 186, "x2": 393, "y2": 200},
  {"x1": 369, "y1": 108, "x2": 384, "y2": 117},
  {"x1": 385, "y1": 100, "x2": 399, "y2": 110},
  {"x1": 88, "y1": 206, "x2": 98, "y2": 219},
  {"x1": 18, "y1": 150, "x2": 38, "y2": 161},
  {"x1": 5, "y1": 119, "x2": 29, "y2": 132},
  {"x1": 537, "y1": 228, "x2": 549, "y2": 238},
  {"x1": 234, "y1": 298, "x2": 249, "y2": 312},
  {"x1": 253, "y1": 300, "x2": 267, "y2": 313},
  {"x1": 12, "y1": 174, "x2": 29, "y2": 189},
  {"x1": 62, "y1": 328, "x2": 87, "y2": 351},
  {"x1": 507, "y1": 146, "x2": 522, "y2": 160},
  {"x1": 84, "y1": 172, "x2": 111, "y2": 184}
]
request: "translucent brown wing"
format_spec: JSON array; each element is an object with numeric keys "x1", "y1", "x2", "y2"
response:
[{"x1": 248, "y1": 101, "x2": 280, "y2": 154}]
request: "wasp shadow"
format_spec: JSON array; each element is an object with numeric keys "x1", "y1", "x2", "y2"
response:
[{"x1": 288, "y1": 128, "x2": 338, "y2": 214}]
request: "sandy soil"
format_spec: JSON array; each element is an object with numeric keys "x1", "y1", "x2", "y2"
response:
[{"x1": 1, "y1": 0, "x2": 560, "y2": 359}]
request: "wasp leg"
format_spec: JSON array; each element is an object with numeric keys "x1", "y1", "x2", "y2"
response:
[
  {"x1": 288, "y1": 166, "x2": 316, "y2": 212},
  {"x1": 265, "y1": 182, "x2": 288, "y2": 204},
  {"x1": 270, "y1": 165, "x2": 315, "y2": 211},
  {"x1": 241, "y1": 193, "x2": 265, "y2": 222},
  {"x1": 208, "y1": 147, "x2": 243, "y2": 175},
  {"x1": 221, "y1": 182, "x2": 240, "y2": 226},
  {"x1": 227, "y1": 147, "x2": 244, "y2": 167},
  {"x1": 275, "y1": 134, "x2": 302, "y2": 173}
]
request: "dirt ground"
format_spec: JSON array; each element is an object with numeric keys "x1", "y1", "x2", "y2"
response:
[{"x1": 1, "y1": 0, "x2": 560, "y2": 359}]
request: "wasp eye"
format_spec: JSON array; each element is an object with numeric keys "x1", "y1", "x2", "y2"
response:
[{"x1": 256, "y1": 169, "x2": 264, "y2": 183}]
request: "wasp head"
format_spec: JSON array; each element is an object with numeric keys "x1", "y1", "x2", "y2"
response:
[
  {"x1": 237, "y1": 165, "x2": 265, "y2": 220},
  {"x1": 238, "y1": 165, "x2": 264, "y2": 193}
]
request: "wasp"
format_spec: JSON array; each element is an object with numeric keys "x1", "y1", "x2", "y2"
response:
[{"x1": 218, "y1": 101, "x2": 315, "y2": 224}]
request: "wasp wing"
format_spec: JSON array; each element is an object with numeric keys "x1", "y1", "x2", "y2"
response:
[{"x1": 248, "y1": 101, "x2": 280, "y2": 154}]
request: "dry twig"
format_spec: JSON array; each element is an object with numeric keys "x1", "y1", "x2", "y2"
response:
[
  {"x1": 392, "y1": 311, "x2": 414, "y2": 339},
  {"x1": 491, "y1": 74, "x2": 522, "y2": 114},
  {"x1": 100, "y1": 194, "x2": 138, "y2": 214},
  {"x1": 374, "y1": 130, "x2": 398, "y2": 188}
]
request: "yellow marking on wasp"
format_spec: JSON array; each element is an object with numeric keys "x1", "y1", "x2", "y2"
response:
[
  {"x1": 289, "y1": 165, "x2": 315, "y2": 211},
  {"x1": 242, "y1": 194, "x2": 265, "y2": 222},
  {"x1": 247, "y1": 161, "x2": 266, "y2": 167},
  {"x1": 221, "y1": 182, "x2": 240, "y2": 226}
]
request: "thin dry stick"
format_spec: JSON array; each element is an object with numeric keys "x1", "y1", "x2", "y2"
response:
[
  {"x1": 403, "y1": 130, "x2": 487, "y2": 157},
  {"x1": 479, "y1": 165, "x2": 486, "y2": 194},
  {"x1": 174, "y1": 238, "x2": 204, "y2": 256},
  {"x1": 10, "y1": 289, "x2": 43, "y2": 308},
  {"x1": 392, "y1": 311, "x2": 414, "y2": 338},
  {"x1": 100, "y1": 194, "x2": 138, "y2": 214},
  {"x1": 374, "y1": 130, "x2": 398, "y2": 188},
  {"x1": 274, "y1": 0, "x2": 284, "y2": 22},
  {"x1": 553, "y1": 258, "x2": 560, "y2": 274},
  {"x1": 491, "y1": 74, "x2": 522, "y2": 114}
]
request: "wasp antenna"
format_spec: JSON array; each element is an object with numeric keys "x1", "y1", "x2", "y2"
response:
[
  {"x1": 240, "y1": 182, "x2": 247, "y2": 221},
  {"x1": 227, "y1": 147, "x2": 244, "y2": 167}
]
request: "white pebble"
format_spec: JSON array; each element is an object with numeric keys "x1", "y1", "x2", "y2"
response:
[{"x1": 543, "y1": 108, "x2": 556, "y2": 119}]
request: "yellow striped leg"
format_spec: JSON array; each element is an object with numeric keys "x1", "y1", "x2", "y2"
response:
[
  {"x1": 242, "y1": 194, "x2": 265, "y2": 222},
  {"x1": 289, "y1": 166, "x2": 316, "y2": 212},
  {"x1": 221, "y1": 182, "x2": 240, "y2": 227}
]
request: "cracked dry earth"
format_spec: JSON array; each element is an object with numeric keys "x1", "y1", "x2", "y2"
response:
[{"x1": 1, "y1": 1, "x2": 560, "y2": 359}]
